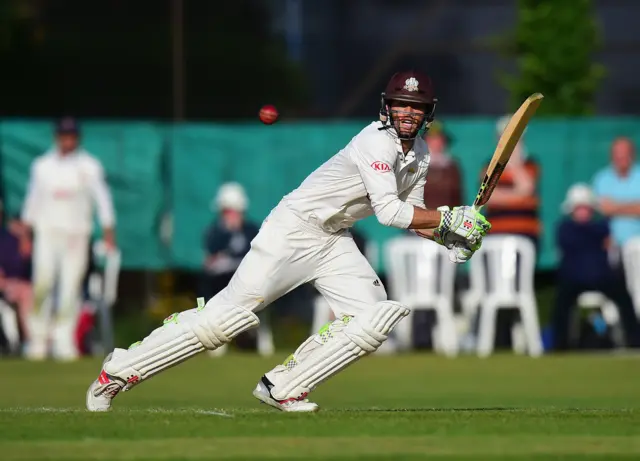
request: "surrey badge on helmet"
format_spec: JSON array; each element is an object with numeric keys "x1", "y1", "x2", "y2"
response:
[{"x1": 403, "y1": 77, "x2": 419, "y2": 92}]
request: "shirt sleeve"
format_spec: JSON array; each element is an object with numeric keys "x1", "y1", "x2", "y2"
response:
[
  {"x1": 90, "y1": 161, "x2": 116, "y2": 228},
  {"x1": 21, "y1": 161, "x2": 41, "y2": 226},
  {"x1": 351, "y1": 137, "x2": 414, "y2": 228}
]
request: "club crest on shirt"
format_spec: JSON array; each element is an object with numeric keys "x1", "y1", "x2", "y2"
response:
[{"x1": 371, "y1": 161, "x2": 392, "y2": 173}]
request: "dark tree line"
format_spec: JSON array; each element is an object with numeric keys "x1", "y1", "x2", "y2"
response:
[{"x1": 0, "y1": 0, "x2": 308, "y2": 120}]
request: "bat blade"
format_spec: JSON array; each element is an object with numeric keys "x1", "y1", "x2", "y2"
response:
[{"x1": 473, "y1": 93, "x2": 544, "y2": 211}]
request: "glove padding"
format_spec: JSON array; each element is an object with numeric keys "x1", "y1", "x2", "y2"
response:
[
  {"x1": 434, "y1": 206, "x2": 489, "y2": 264},
  {"x1": 447, "y1": 242, "x2": 474, "y2": 264},
  {"x1": 434, "y1": 205, "x2": 490, "y2": 249}
]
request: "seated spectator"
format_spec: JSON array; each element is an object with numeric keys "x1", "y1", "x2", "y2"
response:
[
  {"x1": 483, "y1": 116, "x2": 540, "y2": 247},
  {"x1": 551, "y1": 183, "x2": 640, "y2": 350},
  {"x1": 200, "y1": 182, "x2": 259, "y2": 299},
  {"x1": 593, "y1": 137, "x2": 640, "y2": 267},
  {"x1": 422, "y1": 121, "x2": 463, "y2": 210},
  {"x1": 0, "y1": 207, "x2": 33, "y2": 344}
]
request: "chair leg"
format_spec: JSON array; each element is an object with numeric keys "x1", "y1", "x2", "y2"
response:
[
  {"x1": 393, "y1": 310, "x2": 414, "y2": 351},
  {"x1": 436, "y1": 304, "x2": 459, "y2": 357},
  {"x1": 520, "y1": 297, "x2": 543, "y2": 357},
  {"x1": 601, "y1": 301, "x2": 620, "y2": 325},
  {"x1": 311, "y1": 296, "x2": 331, "y2": 333},
  {"x1": 0, "y1": 303, "x2": 20, "y2": 354},
  {"x1": 511, "y1": 322, "x2": 526, "y2": 355},
  {"x1": 257, "y1": 322, "x2": 275, "y2": 357},
  {"x1": 476, "y1": 302, "x2": 497, "y2": 358}
]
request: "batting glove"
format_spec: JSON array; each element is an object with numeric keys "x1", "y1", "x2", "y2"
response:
[
  {"x1": 434, "y1": 205, "x2": 491, "y2": 248},
  {"x1": 447, "y1": 241, "x2": 474, "y2": 264}
]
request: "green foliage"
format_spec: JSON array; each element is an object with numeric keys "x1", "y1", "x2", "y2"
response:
[{"x1": 502, "y1": 0, "x2": 605, "y2": 115}]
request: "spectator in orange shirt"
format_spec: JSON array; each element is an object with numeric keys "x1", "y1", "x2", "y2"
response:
[
  {"x1": 422, "y1": 121, "x2": 463, "y2": 210},
  {"x1": 482, "y1": 115, "x2": 540, "y2": 247}
]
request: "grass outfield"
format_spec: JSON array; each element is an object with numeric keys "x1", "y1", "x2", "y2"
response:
[{"x1": 0, "y1": 353, "x2": 639, "y2": 460}]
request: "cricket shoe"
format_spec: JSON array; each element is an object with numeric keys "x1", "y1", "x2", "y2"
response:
[
  {"x1": 86, "y1": 350, "x2": 130, "y2": 412},
  {"x1": 252, "y1": 376, "x2": 319, "y2": 413}
]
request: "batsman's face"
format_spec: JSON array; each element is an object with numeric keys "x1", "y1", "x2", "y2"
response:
[{"x1": 389, "y1": 101, "x2": 426, "y2": 137}]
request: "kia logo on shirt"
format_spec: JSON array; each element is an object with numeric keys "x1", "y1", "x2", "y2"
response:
[{"x1": 371, "y1": 161, "x2": 391, "y2": 172}]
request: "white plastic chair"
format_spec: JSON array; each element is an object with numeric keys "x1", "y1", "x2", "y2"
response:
[
  {"x1": 472, "y1": 235, "x2": 543, "y2": 358},
  {"x1": 622, "y1": 237, "x2": 640, "y2": 317},
  {"x1": 384, "y1": 236, "x2": 458, "y2": 356},
  {"x1": 88, "y1": 241, "x2": 122, "y2": 354},
  {"x1": 256, "y1": 316, "x2": 275, "y2": 356},
  {"x1": 576, "y1": 291, "x2": 620, "y2": 326}
]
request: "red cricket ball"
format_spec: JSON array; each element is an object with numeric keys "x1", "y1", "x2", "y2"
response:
[{"x1": 259, "y1": 104, "x2": 279, "y2": 125}]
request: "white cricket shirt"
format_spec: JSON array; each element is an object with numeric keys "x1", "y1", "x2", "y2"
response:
[
  {"x1": 282, "y1": 121, "x2": 430, "y2": 233},
  {"x1": 21, "y1": 148, "x2": 115, "y2": 235}
]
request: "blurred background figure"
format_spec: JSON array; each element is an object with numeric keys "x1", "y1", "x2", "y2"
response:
[
  {"x1": 593, "y1": 137, "x2": 640, "y2": 268},
  {"x1": 201, "y1": 182, "x2": 259, "y2": 299},
  {"x1": 483, "y1": 116, "x2": 540, "y2": 247},
  {"x1": 422, "y1": 121, "x2": 463, "y2": 210},
  {"x1": 552, "y1": 183, "x2": 640, "y2": 350},
  {"x1": 21, "y1": 117, "x2": 116, "y2": 361},
  {"x1": 201, "y1": 182, "x2": 260, "y2": 353},
  {"x1": 0, "y1": 202, "x2": 32, "y2": 349}
]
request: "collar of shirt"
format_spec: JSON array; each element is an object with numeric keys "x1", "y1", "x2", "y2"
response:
[
  {"x1": 47, "y1": 147, "x2": 83, "y2": 161},
  {"x1": 613, "y1": 164, "x2": 640, "y2": 180}
]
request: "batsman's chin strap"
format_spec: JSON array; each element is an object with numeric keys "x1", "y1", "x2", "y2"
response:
[{"x1": 377, "y1": 122, "x2": 419, "y2": 142}]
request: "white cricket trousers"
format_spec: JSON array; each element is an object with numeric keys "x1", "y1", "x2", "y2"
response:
[
  {"x1": 206, "y1": 205, "x2": 387, "y2": 319},
  {"x1": 29, "y1": 229, "x2": 89, "y2": 359}
]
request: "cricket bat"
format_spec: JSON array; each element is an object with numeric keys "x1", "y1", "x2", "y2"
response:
[{"x1": 473, "y1": 93, "x2": 544, "y2": 211}]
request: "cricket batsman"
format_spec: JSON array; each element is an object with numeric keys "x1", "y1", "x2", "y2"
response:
[
  {"x1": 87, "y1": 70, "x2": 490, "y2": 412},
  {"x1": 22, "y1": 117, "x2": 116, "y2": 361}
]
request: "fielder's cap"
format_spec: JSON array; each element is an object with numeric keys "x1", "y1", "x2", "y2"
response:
[{"x1": 55, "y1": 117, "x2": 80, "y2": 135}]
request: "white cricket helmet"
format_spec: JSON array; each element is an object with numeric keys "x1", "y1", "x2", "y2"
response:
[
  {"x1": 561, "y1": 183, "x2": 598, "y2": 214},
  {"x1": 213, "y1": 182, "x2": 248, "y2": 212}
]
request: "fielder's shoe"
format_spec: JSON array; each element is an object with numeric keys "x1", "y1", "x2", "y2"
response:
[
  {"x1": 86, "y1": 352, "x2": 126, "y2": 412},
  {"x1": 252, "y1": 375, "x2": 319, "y2": 413}
]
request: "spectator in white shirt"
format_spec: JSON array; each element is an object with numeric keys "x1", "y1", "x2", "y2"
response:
[{"x1": 21, "y1": 117, "x2": 116, "y2": 361}]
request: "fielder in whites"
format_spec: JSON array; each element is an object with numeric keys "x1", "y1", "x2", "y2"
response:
[
  {"x1": 87, "y1": 71, "x2": 491, "y2": 412},
  {"x1": 23, "y1": 117, "x2": 116, "y2": 361}
]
